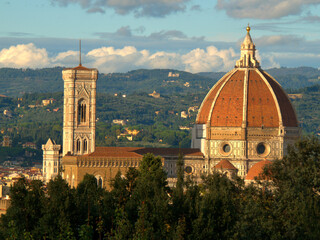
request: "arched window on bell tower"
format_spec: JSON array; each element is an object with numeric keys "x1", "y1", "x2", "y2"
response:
[
  {"x1": 76, "y1": 139, "x2": 81, "y2": 153},
  {"x1": 83, "y1": 139, "x2": 88, "y2": 153},
  {"x1": 78, "y1": 99, "x2": 87, "y2": 124}
]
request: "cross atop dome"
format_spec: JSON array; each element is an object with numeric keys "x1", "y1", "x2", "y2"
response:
[{"x1": 235, "y1": 24, "x2": 260, "y2": 68}]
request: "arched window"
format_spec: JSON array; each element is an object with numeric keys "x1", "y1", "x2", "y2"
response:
[
  {"x1": 78, "y1": 100, "x2": 87, "y2": 123},
  {"x1": 76, "y1": 139, "x2": 81, "y2": 153},
  {"x1": 95, "y1": 176, "x2": 103, "y2": 188},
  {"x1": 83, "y1": 139, "x2": 88, "y2": 153},
  {"x1": 98, "y1": 177, "x2": 103, "y2": 188}
]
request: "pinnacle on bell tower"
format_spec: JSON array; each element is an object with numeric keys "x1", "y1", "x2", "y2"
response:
[
  {"x1": 235, "y1": 24, "x2": 260, "y2": 68},
  {"x1": 62, "y1": 44, "x2": 98, "y2": 156}
]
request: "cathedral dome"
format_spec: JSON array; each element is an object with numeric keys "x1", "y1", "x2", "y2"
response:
[
  {"x1": 196, "y1": 28, "x2": 298, "y2": 128},
  {"x1": 192, "y1": 26, "x2": 300, "y2": 178}
]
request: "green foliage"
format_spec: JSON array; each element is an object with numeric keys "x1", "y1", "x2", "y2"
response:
[
  {"x1": 264, "y1": 137, "x2": 320, "y2": 239},
  {"x1": 1, "y1": 139, "x2": 320, "y2": 239},
  {"x1": 190, "y1": 173, "x2": 239, "y2": 239},
  {"x1": 1, "y1": 178, "x2": 45, "y2": 239}
]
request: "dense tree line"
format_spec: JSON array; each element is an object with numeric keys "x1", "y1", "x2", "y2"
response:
[{"x1": 1, "y1": 138, "x2": 320, "y2": 239}]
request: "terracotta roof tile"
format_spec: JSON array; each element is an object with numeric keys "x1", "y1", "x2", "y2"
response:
[
  {"x1": 210, "y1": 70, "x2": 245, "y2": 127},
  {"x1": 63, "y1": 64, "x2": 93, "y2": 71},
  {"x1": 196, "y1": 68, "x2": 298, "y2": 129},
  {"x1": 214, "y1": 159, "x2": 237, "y2": 170},
  {"x1": 84, "y1": 147, "x2": 203, "y2": 158},
  {"x1": 245, "y1": 160, "x2": 272, "y2": 180},
  {"x1": 196, "y1": 72, "x2": 231, "y2": 124},
  {"x1": 247, "y1": 70, "x2": 279, "y2": 127},
  {"x1": 261, "y1": 71, "x2": 298, "y2": 127}
]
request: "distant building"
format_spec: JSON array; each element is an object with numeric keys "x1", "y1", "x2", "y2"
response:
[
  {"x1": 179, "y1": 126, "x2": 191, "y2": 130},
  {"x1": 149, "y1": 90, "x2": 160, "y2": 98},
  {"x1": 42, "y1": 139, "x2": 61, "y2": 183},
  {"x1": 112, "y1": 119, "x2": 127, "y2": 125},
  {"x1": 125, "y1": 128, "x2": 140, "y2": 136},
  {"x1": 0, "y1": 198, "x2": 10, "y2": 215},
  {"x1": 168, "y1": 72, "x2": 180, "y2": 77},
  {"x1": 188, "y1": 106, "x2": 198, "y2": 113},
  {"x1": 3, "y1": 110, "x2": 12, "y2": 117},
  {"x1": 2, "y1": 136, "x2": 11, "y2": 147},
  {"x1": 288, "y1": 94, "x2": 303, "y2": 100},
  {"x1": 22, "y1": 142, "x2": 37, "y2": 149},
  {"x1": 42, "y1": 98, "x2": 55, "y2": 106},
  {"x1": 181, "y1": 111, "x2": 188, "y2": 119}
]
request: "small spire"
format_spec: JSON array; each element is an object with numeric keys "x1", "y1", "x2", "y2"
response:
[
  {"x1": 235, "y1": 25, "x2": 260, "y2": 68},
  {"x1": 79, "y1": 39, "x2": 82, "y2": 66}
]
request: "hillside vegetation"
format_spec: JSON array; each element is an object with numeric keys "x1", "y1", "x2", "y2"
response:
[
  {"x1": 0, "y1": 83, "x2": 319, "y2": 155},
  {"x1": 1, "y1": 67, "x2": 319, "y2": 97}
]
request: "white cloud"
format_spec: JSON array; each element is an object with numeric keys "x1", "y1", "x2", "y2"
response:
[
  {"x1": 84, "y1": 45, "x2": 239, "y2": 73},
  {"x1": 0, "y1": 43, "x2": 240, "y2": 73},
  {"x1": 5, "y1": 42, "x2": 320, "y2": 73},
  {"x1": 0, "y1": 43, "x2": 50, "y2": 68},
  {"x1": 216, "y1": 0, "x2": 320, "y2": 19},
  {"x1": 182, "y1": 46, "x2": 237, "y2": 72},
  {"x1": 256, "y1": 51, "x2": 280, "y2": 69}
]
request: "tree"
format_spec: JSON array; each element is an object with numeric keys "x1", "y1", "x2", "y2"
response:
[
  {"x1": 76, "y1": 174, "x2": 104, "y2": 239},
  {"x1": 190, "y1": 173, "x2": 239, "y2": 239},
  {"x1": 264, "y1": 137, "x2": 320, "y2": 239},
  {"x1": 0, "y1": 178, "x2": 45, "y2": 239},
  {"x1": 131, "y1": 153, "x2": 170, "y2": 239},
  {"x1": 39, "y1": 175, "x2": 78, "y2": 239}
]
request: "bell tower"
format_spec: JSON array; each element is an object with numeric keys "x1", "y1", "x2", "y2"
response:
[{"x1": 62, "y1": 49, "x2": 98, "y2": 156}]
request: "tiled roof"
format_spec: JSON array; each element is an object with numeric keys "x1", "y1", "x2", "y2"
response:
[
  {"x1": 135, "y1": 148, "x2": 203, "y2": 157},
  {"x1": 210, "y1": 70, "x2": 245, "y2": 127},
  {"x1": 262, "y1": 71, "x2": 298, "y2": 127},
  {"x1": 84, "y1": 147, "x2": 203, "y2": 158},
  {"x1": 86, "y1": 147, "x2": 144, "y2": 158},
  {"x1": 72, "y1": 65, "x2": 90, "y2": 70},
  {"x1": 214, "y1": 159, "x2": 237, "y2": 170},
  {"x1": 245, "y1": 160, "x2": 272, "y2": 180},
  {"x1": 196, "y1": 68, "x2": 298, "y2": 128},
  {"x1": 196, "y1": 72, "x2": 232, "y2": 124},
  {"x1": 63, "y1": 64, "x2": 94, "y2": 71}
]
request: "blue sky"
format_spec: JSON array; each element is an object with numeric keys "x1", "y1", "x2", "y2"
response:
[{"x1": 1, "y1": 0, "x2": 320, "y2": 73}]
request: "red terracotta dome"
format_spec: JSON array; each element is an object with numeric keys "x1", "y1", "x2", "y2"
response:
[
  {"x1": 196, "y1": 28, "x2": 298, "y2": 129},
  {"x1": 245, "y1": 160, "x2": 272, "y2": 180},
  {"x1": 196, "y1": 68, "x2": 298, "y2": 128}
]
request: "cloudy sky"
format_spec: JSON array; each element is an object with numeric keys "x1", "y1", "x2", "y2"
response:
[{"x1": 1, "y1": 0, "x2": 320, "y2": 73}]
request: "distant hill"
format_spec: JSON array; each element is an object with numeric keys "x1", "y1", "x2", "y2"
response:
[
  {"x1": 0, "y1": 68, "x2": 214, "y2": 97},
  {"x1": 0, "y1": 67, "x2": 319, "y2": 97}
]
